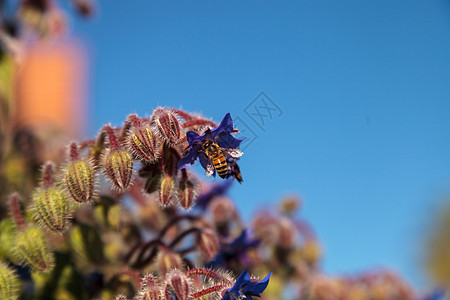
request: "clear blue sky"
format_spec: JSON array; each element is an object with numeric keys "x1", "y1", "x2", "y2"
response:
[{"x1": 69, "y1": 0, "x2": 450, "y2": 289}]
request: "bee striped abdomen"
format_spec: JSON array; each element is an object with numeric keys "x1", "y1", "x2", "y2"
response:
[{"x1": 213, "y1": 154, "x2": 228, "y2": 178}]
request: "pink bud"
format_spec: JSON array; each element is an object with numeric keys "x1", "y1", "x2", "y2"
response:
[
  {"x1": 104, "y1": 150, "x2": 134, "y2": 192},
  {"x1": 209, "y1": 196, "x2": 236, "y2": 224},
  {"x1": 138, "y1": 274, "x2": 162, "y2": 300},
  {"x1": 129, "y1": 127, "x2": 161, "y2": 162},
  {"x1": 152, "y1": 109, "x2": 181, "y2": 144},
  {"x1": 197, "y1": 229, "x2": 219, "y2": 261},
  {"x1": 164, "y1": 270, "x2": 190, "y2": 300},
  {"x1": 138, "y1": 287, "x2": 162, "y2": 300},
  {"x1": 178, "y1": 179, "x2": 198, "y2": 210},
  {"x1": 156, "y1": 250, "x2": 182, "y2": 274},
  {"x1": 159, "y1": 175, "x2": 177, "y2": 207}
]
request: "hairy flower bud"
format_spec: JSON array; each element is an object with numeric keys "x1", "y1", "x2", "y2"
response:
[
  {"x1": 152, "y1": 109, "x2": 181, "y2": 144},
  {"x1": 65, "y1": 160, "x2": 95, "y2": 203},
  {"x1": 156, "y1": 250, "x2": 182, "y2": 274},
  {"x1": 138, "y1": 276, "x2": 163, "y2": 300},
  {"x1": 197, "y1": 229, "x2": 219, "y2": 261},
  {"x1": 209, "y1": 196, "x2": 236, "y2": 225},
  {"x1": 129, "y1": 127, "x2": 160, "y2": 162},
  {"x1": 104, "y1": 150, "x2": 133, "y2": 192},
  {"x1": 178, "y1": 179, "x2": 198, "y2": 210},
  {"x1": 159, "y1": 175, "x2": 177, "y2": 207},
  {"x1": 33, "y1": 188, "x2": 70, "y2": 232},
  {"x1": 0, "y1": 219, "x2": 20, "y2": 264},
  {"x1": 15, "y1": 227, "x2": 54, "y2": 272},
  {"x1": 141, "y1": 274, "x2": 157, "y2": 288},
  {"x1": 164, "y1": 270, "x2": 190, "y2": 300},
  {"x1": 139, "y1": 288, "x2": 162, "y2": 300},
  {"x1": 0, "y1": 262, "x2": 20, "y2": 300}
]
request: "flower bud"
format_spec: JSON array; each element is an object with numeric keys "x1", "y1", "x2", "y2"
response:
[
  {"x1": 70, "y1": 224, "x2": 104, "y2": 267},
  {"x1": 15, "y1": 227, "x2": 54, "y2": 272},
  {"x1": 141, "y1": 274, "x2": 157, "y2": 288},
  {"x1": 197, "y1": 229, "x2": 219, "y2": 261},
  {"x1": 129, "y1": 127, "x2": 160, "y2": 162},
  {"x1": 0, "y1": 219, "x2": 20, "y2": 264},
  {"x1": 159, "y1": 175, "x2": 177, "y2": 207},
  {"x1": 301, "y1": 241, "x2": 322, "y2": 266},
  {"x1": 277, "y1": 217, "x2": 296, "y2": 249},
  {"x1": 65, "y1": 160, "x2": 95, "y2": 203},
  {"x1": 156, "y1": 250, "x2": 182, "y2": 274},
  {"x1": 9, "y1": 193, "x2": 26, "y2": 230},
  {"x1": 138, "y1": 283, "x2": 163, "y2": 300},
  {"x1": 178, "y1": 179, "x2": 198, "y2": 210},
  {"x1": 33, "y1": 188, "x2": 70, "y2": 232},
  {"x1": 209, "y1": 196, "x2": 236, "y2": 225},
  {"x1": 152, "y1": 109, "x2": 181, "y2": 144},
  {"x1": 164, "y1": 270, "x2": 190, "y2": 300},
  {"x1": 279, "y1": 195, "x2": 301, "y2": 215},
  {"x1": 115, "y1": 295, "x2": 128, "y2": 300},
  {"x1": 0, "y1": 262, "x2": 20, "y2": 300},
  {"x1": 104, "y1": 150, "x2": 134, "y2": 192}
]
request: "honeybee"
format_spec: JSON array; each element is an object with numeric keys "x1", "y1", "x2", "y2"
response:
[{"x1": 202, "y1": 140, "x2": 243, "y2": 179}]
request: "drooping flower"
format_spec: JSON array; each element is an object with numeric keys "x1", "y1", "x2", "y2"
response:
[
  {"x1": 221, "y1": 270, "x2": 272, "y2": 300},
  {"x1": 178, "y1": 113, "x2": 244, "y2": 177}
]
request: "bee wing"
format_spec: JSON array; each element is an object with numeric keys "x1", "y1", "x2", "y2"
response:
[
  {"x1": 222, "y1": 148, "x2": 243, "y2": 158},
  {"x1": 205, "y1": 162, "x2": 215, "y2": 177}
]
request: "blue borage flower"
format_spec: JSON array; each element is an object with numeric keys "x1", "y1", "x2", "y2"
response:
[
  {"x1": 178, "y1": 113, "x2": 244, "y2": 176},
  {"x1": 221, "y1": 270, "x2": 272, "y2": 300}
]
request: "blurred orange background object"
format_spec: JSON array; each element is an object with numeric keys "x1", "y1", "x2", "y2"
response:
[{"x1": 15, "y1": 41, "x2": 88, "y2": 137}]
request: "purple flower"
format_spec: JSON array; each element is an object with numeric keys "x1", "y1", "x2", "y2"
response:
[
  {"x1": 178, "y1": 113, "x2": 244, "y2": 176},
  {"x1": 207, "y1": 229, "x2": 260, "y2": 269},
  {"x1": 196, "y1": 180, "x2": 233, "y2": 209},
  {"x1": 221, "y1": 270, "x2": 272, "y2": 300}
]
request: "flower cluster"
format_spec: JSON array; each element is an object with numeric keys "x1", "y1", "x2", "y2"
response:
[{"x1": 0, "y1": 107, "x2": 259, "y2": 300}]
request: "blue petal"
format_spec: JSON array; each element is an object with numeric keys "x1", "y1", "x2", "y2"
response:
[
  {"x1": 234, "y1": 270, "x2": 251, "y2": 290},
  {"x1": 210, "y1": 113, "x2": 233, "y2": 138},
  {"x1": 217, "y1": 134, "x2": 244, "y2": 149},
  {"x1": 178, "y1": 144, "x2": 202, "y2": 169},
  {"x1": 243, "y1": 272, "x2": 272, "y2": 295},
  {"x1": 186, "y1": 131, "x2": 202, "y2": 145}
]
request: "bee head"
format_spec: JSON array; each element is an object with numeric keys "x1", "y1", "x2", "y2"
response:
[
  {"x1": 203, "y1": 140, "x2": 217, "y2": 153},
  {"x1": 202, "y1": 140, "x2": 211, "y2": 150}
]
